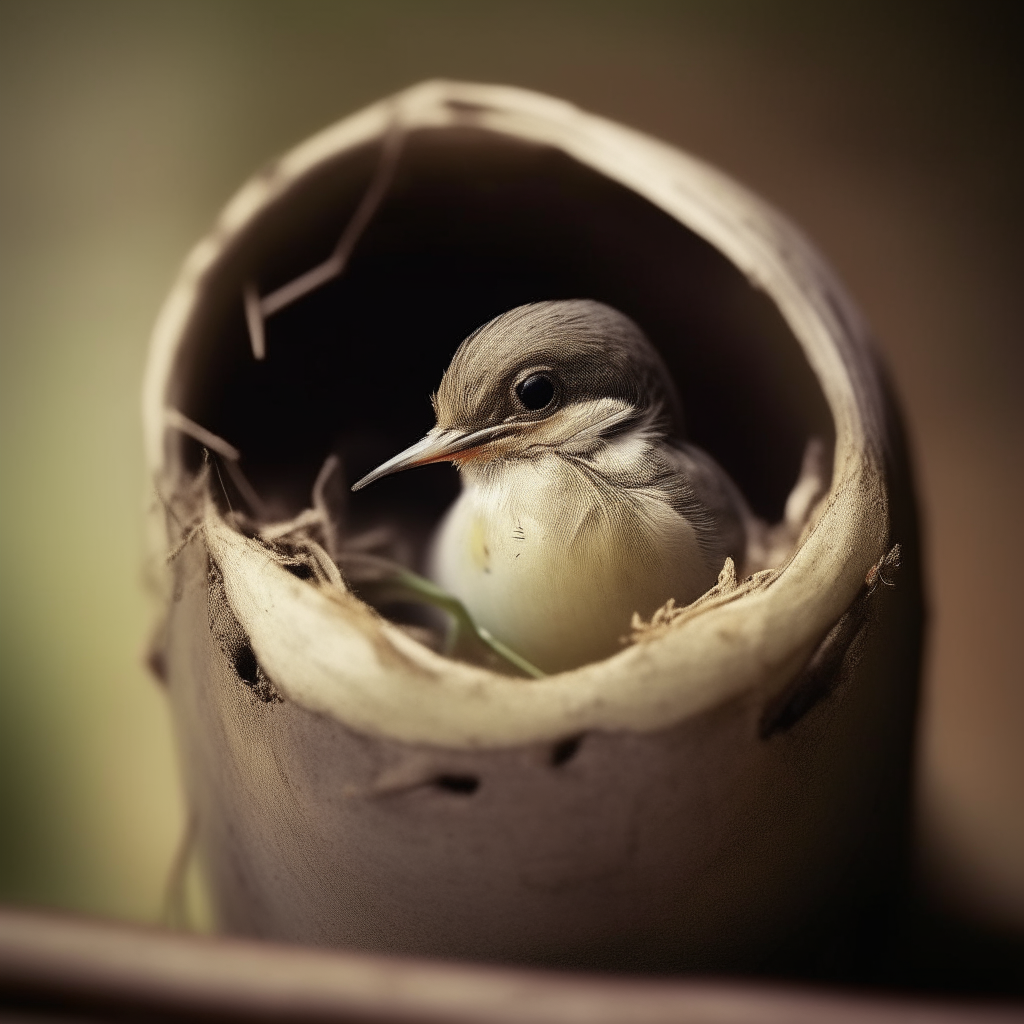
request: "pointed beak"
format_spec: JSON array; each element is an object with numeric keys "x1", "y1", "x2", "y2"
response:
[{"x1": 351, "y1": 423, "x2": 512, "y2": 492}]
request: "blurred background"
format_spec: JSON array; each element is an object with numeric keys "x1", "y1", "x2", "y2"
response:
[{"x1": 1, "y1": 0, "x2": 1020, "y2": 990}]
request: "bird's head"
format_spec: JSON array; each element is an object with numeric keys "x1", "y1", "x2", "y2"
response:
[{"x1": 352, "y1": 300, "x2": 682, "y2": 490}]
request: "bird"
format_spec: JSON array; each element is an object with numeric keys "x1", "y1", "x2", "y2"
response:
[{"x1": 352, "y1": 299, "x2": 758, "y2": 674}]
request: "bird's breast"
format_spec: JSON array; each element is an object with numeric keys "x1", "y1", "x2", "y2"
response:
[{"x1": 428, "y1": 454, "x2": 716, "y2": 673}]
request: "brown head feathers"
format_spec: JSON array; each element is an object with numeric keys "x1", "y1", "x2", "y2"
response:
[{"x1": 433, "y1": 300, "x2": 683, "y2": 437}]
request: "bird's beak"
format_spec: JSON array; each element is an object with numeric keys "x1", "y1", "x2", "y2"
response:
[{"x1": 351, "y1": 423, "x2": 512, "y2": 492}]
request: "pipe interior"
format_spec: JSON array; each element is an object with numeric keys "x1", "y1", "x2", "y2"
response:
[{"x1": 167, "y1": 128, "x2": 834, "y2": 570}]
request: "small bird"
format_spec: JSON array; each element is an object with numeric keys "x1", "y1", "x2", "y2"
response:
[{"x1": 353, "y1": 300, "x2": 757, "y2": 674}]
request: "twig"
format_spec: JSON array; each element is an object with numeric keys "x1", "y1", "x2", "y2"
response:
[{"x1": 243, "y1": 122, "x2": 406, "y2": 358}]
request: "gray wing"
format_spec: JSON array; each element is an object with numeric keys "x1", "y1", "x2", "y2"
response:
[{"x1": 658, "y1": 441, "x2": 753, "y2": 573}]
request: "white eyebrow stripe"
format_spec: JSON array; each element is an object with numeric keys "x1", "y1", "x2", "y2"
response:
[
  {"x1": 509, "y1": 398, "x2": 646, "y2": 462},
  {"x1": 556, "y1": 398, "x2": 640, "y2": 442}
]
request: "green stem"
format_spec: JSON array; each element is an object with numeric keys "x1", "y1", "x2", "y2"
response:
[{"x1": 340, "y1": 554, "x2": 545, "y2": 679}]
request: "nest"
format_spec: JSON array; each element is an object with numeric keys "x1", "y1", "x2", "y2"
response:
[{"x1": 145, "y1": 81, "x2": 922, "y2": 972}]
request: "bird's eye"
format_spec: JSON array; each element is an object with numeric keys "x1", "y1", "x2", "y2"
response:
[{"x1": 515, "y1": 373, "x2": 556, "y2": 411}]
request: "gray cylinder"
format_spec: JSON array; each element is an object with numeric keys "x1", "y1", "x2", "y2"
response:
[{"x1": 145, "y1": 81, "x2": 922, "y2": 973}]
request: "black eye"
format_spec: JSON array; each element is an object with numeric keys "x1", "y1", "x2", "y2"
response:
[{"x1": 515, "y1": 373, "x2": 555, "y2": 411}]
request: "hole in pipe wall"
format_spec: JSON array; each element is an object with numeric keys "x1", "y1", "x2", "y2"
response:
[
  {"x1": 550, "y1": 736, "x2": 583, "y2": 767},
  {"x1": 433, "y1": 774, "x2": 480, "y2": 795},
  {"x1": 208, "y1": 560, "x2": 283, "y2": 704},
  {"x1": 282, "y1": 560, "x2": 316, "y2": 581}
]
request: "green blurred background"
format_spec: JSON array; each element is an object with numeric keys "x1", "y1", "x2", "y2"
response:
[{"x1": 1, "y1": 0, "x2": 1021, "y2": 953}]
